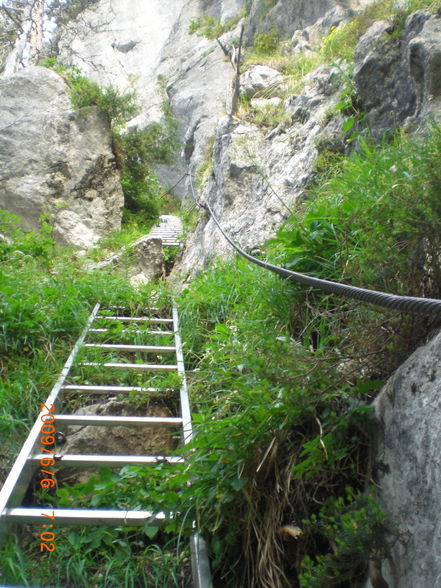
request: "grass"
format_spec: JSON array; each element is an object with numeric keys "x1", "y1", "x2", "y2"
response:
[
  {"x1": 188, "y1": 13, "x2": 243, "y2": 39},
  {"x1": 0, "y1": 530, "x2": 191, "y2": 587},
  {"x1": 196, "y1": 137, "x2": 215, "y2": 191},
  {"x1": 237, "y1": 96, "x2": 290, "y2": 129},
  {"x1": 0, "y1": 212, "x2": 189, "y2": 586}
]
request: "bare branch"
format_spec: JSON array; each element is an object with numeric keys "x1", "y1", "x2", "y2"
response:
[{"x1": 230, "y1": 24, "x2": 244, "y2": 117}]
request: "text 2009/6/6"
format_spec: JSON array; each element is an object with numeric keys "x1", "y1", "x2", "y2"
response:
[{"x1": 39, "y1": 403, "x2": 57, "y2": 552}]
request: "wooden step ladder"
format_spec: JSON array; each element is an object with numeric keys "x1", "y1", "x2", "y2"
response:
[{"x1": 0, "y1": 303, "x2": 212, "y2": 587}]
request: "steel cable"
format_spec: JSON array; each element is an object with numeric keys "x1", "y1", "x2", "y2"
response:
[{"x1": 187, "y1": 171, "x2": 441, "y2": 318}]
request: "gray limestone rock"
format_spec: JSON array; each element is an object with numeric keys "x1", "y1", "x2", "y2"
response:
[
  {"x1": 366, "y1": 329, "x2": 441, "y2": 588},
  {"x1": 55, "y1": 0, "x2": 240, "y2": 197},
  {"x1": 0, "y1": 66, "x2": 123, "y2": 248},
  {"x1": 354, "y1": 11, "x2": 441, "y2": 138},
  {"x1": 241, "y1": 65, "x2": 284, "y2": 98},
  {"x1": 178, "y1": 64, "x2": 345, "y2": 276},
  {"x1": 92, "y1": 237, "x2": 165, "y2": 286},
  {"x1": 245, "y1": 0, "x2": 375, "y2": 44},
  {"x1": 58, "y1": 399, "x2": 177, "y2": 484}
]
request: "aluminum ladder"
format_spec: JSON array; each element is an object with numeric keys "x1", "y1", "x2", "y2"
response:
[{"x1": 0, "y1": 303, "x2": 212, "y2": 588}]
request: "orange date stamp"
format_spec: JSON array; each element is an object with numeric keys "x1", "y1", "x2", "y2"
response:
[{"x1": 39, "y1": 403, "x2": 57, "y2": 552}]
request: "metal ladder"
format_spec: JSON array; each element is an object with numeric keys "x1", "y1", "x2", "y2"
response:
[
  {"x1": 148, "y1": 215, "x2": 183, "y2": 247},
  {"x1": 0, "y1": 303, "x2": 212, "y2": 587}
]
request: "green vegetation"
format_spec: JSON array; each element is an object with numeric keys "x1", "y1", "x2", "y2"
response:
[
  {"x1": 41, "y1": 123, "x2": 441, "y2": 587},
  {"x1": 300, "y1": 490, "x2": 390, "y2": 587},
  {"x1": 320, "y1": 0, "x2": 441, "y2": 64},
  {"x1": 253, "y1": 30, "x2": 280, "y2": 55},
  {"x1": 1, "y1": 530, "x2": 191, "y2": 587},
  {"x1": 119, "y1": 78, "x2": 179, "y2": 222},
  {"x1": 3, "y1": 2, "x2": 441, "y2": 586},
  {"x1": 239, "y1": 95, "x2": 289, "y2": 128},
  {"x1": 2, "y1": 118, "x2": 440, "y2": 588},
  {"x1": 196, "y1": 136, "x2": 215, "y2": 190},
  {"x1": 0, "y1": 212, "x2": 185, "y2": 586},
  {"x1": 41, "y1": 60, "x2": 180, "y2": 224},
  {"x1": 188, "y1": 13, "x2": 242, "y2": 39},
  {"x1": 274, "y1": 125, "x2": 441, "y2": 297},
  {"x1": 40, "y1": 58, "x2": 139, "y2": 130}
]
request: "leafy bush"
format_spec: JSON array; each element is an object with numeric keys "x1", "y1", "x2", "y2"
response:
[
  {"x1": 253, "y1": 29, "x2": 280, "y2": 55},
  {"x1": 119, "y1": 125, "x2": 173, "y2": 221},
  {"x1": 188, "y1": 13, "x2": 242, "y2": 39},
  {"x1": 40, "y1": 58, "x2": 139, "y2": 130},
  {"x1": 273, "y1": 125, "x2": 441, "y2": 297},
  {"x1": 300, "y1": 490, "x2": 391, "y2": 587}
]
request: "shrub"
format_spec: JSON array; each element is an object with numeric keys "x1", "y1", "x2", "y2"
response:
[
  {"x1": 254, "y1": 29, "x2": 280, "y2": 54},
  {"x1": 40, "y1": 59, "x2": 139, "y2": 130},
  {"x1": 118, "y1": 124, "x2": 176, "y2": 221},
  {"x1": 273, "y1": 124, "x2": 441, "y2": 298},
  {"x1": 188, "y1": 13, "x2": 242, "y2": 39},
  {"x1": 299, "y1": 490, "x2": 391, "y2": 587}
]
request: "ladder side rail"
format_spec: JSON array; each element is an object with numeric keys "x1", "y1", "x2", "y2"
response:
[
  {"x1": 0, "y1": 303, "x2": 101, "y2": 518},
  {"x1": 172, "y1": 305, "x2": 193, "y2": 445},
  {"x1": 172, "y1": 305, "x2": 213, "y2": 588}
]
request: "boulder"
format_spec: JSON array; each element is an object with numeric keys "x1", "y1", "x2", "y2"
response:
[
  {"x1": 93, "y1": 237, "x2": 165, "y2": 286},
  {"x1": 366, "y1": 329, "x2": 441, "y2": 587},
  {"x1": 0, "y1": 66, "x2": 124, "y2": 248},
  {"x1": 241, "y1": 65, "x2": 284, "y2": 98}
]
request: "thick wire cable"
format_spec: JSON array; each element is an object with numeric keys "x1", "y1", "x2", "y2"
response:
[{"x1": 187, "y1": 171, "x2": 441, "y2": 318}]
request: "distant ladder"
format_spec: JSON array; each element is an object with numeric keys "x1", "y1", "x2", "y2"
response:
[
  {"x1": 0, "y1": 303, "x2": 212, "y2": 588},
  {"x1": 148, "y1": 215, "x2": 182, "y2": 247}
]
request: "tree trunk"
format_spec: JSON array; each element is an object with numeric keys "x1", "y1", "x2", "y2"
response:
[{"x1": 2, "y1": 0, "x2": 45, "y2": 77}]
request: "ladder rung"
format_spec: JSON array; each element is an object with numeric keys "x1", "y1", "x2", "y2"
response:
[
  {"x1": 61, "y1": 385, "x2": 176, "y2": 394},
  {"x1": 3, "y1": 507, "x2": 166, "y2": 526},
  {"x1": 84, "y1": 344, "x2": 176, "y2": 352},
  {"x1": 78, "y1": 362, "x2": 178, "y2": 370},
  {"x1": 30, "y1": 454, "x2": 184, "y2": 467},
  {"x1": 54, "y1": 415, "x2": 182, "y2": 427},
  {"x1": 105, "y1": 306, "x2": 162, "y2": 311},
  {"x1": 89, "y1": 328, "x2": 175, "y2": 335},
  {"x1": 100, "y1": 316, "x2": 174, "y2": 323}
]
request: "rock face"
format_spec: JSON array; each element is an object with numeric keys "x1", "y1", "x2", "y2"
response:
[
  {"x1": 355, "y1": 10, "x2": 441, "y2": 138},
  {"x1": 245, "y1": 0, "x2": 376, "y2": 43},
  {"x1": 179, "y1": 63, "x2": 345, "y2": 275},
  {"x1": 0, "y1": 66, "x2": 123, "y2": 248},
  {"x1": 56, "y1": 0, "x2": 241, "y2": 195},
  {"x1": 369, "y1": 329, "x2": 441, "y2": 588}
]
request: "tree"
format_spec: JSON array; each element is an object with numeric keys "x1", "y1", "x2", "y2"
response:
[{"x1": 0, "y1": 0, "x2": 98, "y2": 75}]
